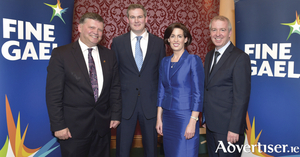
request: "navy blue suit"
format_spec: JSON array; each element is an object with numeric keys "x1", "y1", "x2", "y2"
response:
[{"x1": 111, "y1": 31, "x2": 165, "y2": 157}]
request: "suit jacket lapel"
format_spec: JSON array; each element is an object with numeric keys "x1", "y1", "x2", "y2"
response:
[
  {"x1": 123, "y1": 32, "x2": 139, "y2": 71},
  {"x1": 208, "y1": 43, "x2": 234, "y2": 83},
  {"x1": 140, "y1": 33, "x2": 154, "y2": 73},
  {"x1": 205, "y1": 50, "x2": 214, "y2": 84},
  {"x1": 164, "y1": 56, "x2": 171, "y2": 85},
  {"x1": 97, "y1": 44, "x2": 106, "y2": 99},
  {"x1": 170, "y1": 50, "x2": 189, "y2": 78},
  {"x1": 72, "y1": 41, "x2": 91, "y2": 88}
]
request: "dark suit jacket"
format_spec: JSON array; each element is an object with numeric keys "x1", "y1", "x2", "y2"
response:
[
  {"x1": 111, "y1": 32, "x2": 165, "y2": 119},
  {"x1": 203, "y1": 42, "x2": 251, "y2": 135},
  {"x1": 46, "y1": 40, "x2": 121, "y2": 138},
  {"x1": 157, "y1": 50, "x2": 204, "y2": 111}
]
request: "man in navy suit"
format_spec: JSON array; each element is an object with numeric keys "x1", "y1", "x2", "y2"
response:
[
  {"x1": 111, "y1": 4, "x2": 165, "y2": 157},
  {"x1": 46, "y1": 13, "x2": 121, "y2": 157},
  {"x1": 203, "y1": 16, "x2": 251, "y2": 157}
]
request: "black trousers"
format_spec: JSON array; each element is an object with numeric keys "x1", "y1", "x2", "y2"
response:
[
  {"x1": 59, "y1": 131, "x2": 111, "y2": 157},
  {"x1": 206, "y1": 128, "x2": 245, "y2": 157}
]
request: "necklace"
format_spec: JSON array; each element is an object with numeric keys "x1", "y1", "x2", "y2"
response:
[
  {"x1": 171, "y1": 55, "x2": 180, "y2": 68},
  {"x1": 171, "y1": 62, "x2": 176, "y2": 68}
]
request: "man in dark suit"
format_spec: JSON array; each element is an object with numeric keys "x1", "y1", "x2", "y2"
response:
[
  {"x1": 203, "y1": 15, "x2": 251, "y2": 157},
  {"x1": 111, "y1": 4, "x2": 165, "y2": 157},
  {"x1": 46, "y1": 12, "x2": 121, "y2": 157}
]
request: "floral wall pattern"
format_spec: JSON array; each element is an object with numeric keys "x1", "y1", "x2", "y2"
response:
[{"x1": 71, "y1": 0, "x2": 219, "y2": 62}]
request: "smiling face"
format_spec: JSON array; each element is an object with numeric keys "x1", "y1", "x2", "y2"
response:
[
  {"x1": 210, "y1": 19, "x2": 232, "y2": 50},
  {"x1": 78, "y1": 18, "x2": 104, "y2": 47},
  {"x1": 127, "y1": 8, "x2": 147, "y2": 36},
  {"x1": 168, "y1": 28, "x2": 187, "y2": 53}
]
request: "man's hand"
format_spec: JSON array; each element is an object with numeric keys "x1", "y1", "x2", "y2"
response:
[
  {"x1": 54, "y1": 128, "x2": 72, "y2": 140},
  {"x1": 110, "y1": 120, "x2": 120, "y2": 129},
  {"x1": 227, "y1": 131, "x2": 239, "y2": 143}
]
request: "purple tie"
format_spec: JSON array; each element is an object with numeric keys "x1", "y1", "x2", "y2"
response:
[{"x1": 88, "y1": 48, "x2": 98, "y2": 102}]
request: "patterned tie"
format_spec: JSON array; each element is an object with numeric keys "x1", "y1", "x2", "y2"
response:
[
  {"x1": 88, "y1": 48, "x2": 98, "y2": 102},
  {"x1": 210, "y1": 51, "x2": 220, "y2": 74},
  {"x1": 135, "y1": 36, "x2": 143, "y2": 71}
]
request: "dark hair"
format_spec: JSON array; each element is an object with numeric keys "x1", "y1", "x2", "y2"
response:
[
  {"x1": 79, "y1": 12, "x2": 104, "y2": 24},
  {"x1": 164, "y1": 23, "x2": 192, "y2": 47},
  {"x1": 127, "y1": 4, "x2": 147, "y2": 17}
]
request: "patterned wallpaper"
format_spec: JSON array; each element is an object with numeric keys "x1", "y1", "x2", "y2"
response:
[{"x1": 71, "y1": 0, "x2": 219, "y2": 62}]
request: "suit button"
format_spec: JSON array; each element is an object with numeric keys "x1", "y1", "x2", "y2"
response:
[
  {"x1": 206, "y1": 89, "x2": 208, "y2": 91},
  {"x1": 139, "y1": 75, "x2": 141, "y2": 77},
  {"x1": 136, "y1": 88, "x2": 138, "y2": 90}
]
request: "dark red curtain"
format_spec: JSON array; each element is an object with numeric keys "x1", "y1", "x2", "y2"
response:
[{"x1": 71, "y1": 0, "x2": 219, "y2": 135}]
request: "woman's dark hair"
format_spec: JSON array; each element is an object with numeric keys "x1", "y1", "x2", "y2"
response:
[{"x1": 164, "y1": 22, "x2": 192, "y2": 47}]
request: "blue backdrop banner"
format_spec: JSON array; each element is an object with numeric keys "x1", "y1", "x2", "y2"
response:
[
  {"x1": 236, "y1": 0, "x2": 300, "y2": 157},
  {"x1": 0, "y1": 0, "x2": 74, "y2": 156}
]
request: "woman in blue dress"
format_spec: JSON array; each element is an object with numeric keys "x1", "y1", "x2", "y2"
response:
[{"x1": 156, "y1": 23, "x2": 204, "y2": 157}]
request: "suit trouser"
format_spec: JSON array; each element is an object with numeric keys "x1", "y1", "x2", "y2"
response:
[
  {"x1": 59, "y1": 131, "x2": 110, "y2": 157},
  {"x1": 206, "y1": 127, "x2": 245, "y2": 157},
  {"x1": 116, "y1": 96, "x2": 158, "y2": 157}
]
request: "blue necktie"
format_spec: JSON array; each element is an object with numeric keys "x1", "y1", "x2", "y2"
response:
[
  {"x1": 135, "y1": 36, "x2": 143, "y2": 71},
  {"x1": 88, "y1": 48, "x2": 98, "y2": 102}
]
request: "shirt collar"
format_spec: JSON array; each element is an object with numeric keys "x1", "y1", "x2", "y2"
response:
[
  {"x1": 130, "y1": 29, "x2": 148, "y2": 41},
  {"x1": 78, "y1": 38, "x2": 98, "y2": 52},
  {"x1": 215, "y1": 41, "x2": 231, "y2": 55}
]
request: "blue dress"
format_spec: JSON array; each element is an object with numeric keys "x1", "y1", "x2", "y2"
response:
[
  {"x1": 157, "y1": 51, "x2": 204, "y2": 157},
  {"x1": 163, "y1": 109, "x2": 199, "y2": 157},
  {"x1": 162, "y1": 61, "x2": 200, "y2": 157}
]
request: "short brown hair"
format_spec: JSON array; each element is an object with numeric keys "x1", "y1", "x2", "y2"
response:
[
  {"x1": 79, "y1": 12, "x2": 104, "y2": 24},
  {"x1": 164, "y1": 22, "x2": 192, "y2": 47},
  {"x1": 127, "y1": 4, "x2": 147, "y2": 17}
]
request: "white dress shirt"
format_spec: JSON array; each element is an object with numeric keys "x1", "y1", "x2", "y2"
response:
[
  {"x1": 130, "y1": 30, "x2": 149, "y2": 61},
  {"x1": 78, "y1": 39, "x2": 103, "y2": 97},
  {"x1": 210, "y1": 41, "x2": 231, "y2": 71}
]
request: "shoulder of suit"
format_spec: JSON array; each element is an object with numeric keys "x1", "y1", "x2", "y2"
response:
[
  {"x1": 98, "y1": 44, "x2": 113, "y2": 52},
  {"x1": 187, "y1": 53, "x2": 200, "y2": 58},
  {"x1": 184, "y1": 54, "x2": 201, "y2": 62},
  {"x1": 112, "y1": 32, "x2": 130, "y2": 41},
  {"x1": 148, "y1": 33, "x2": 164, "y2": 41},
  {"x1": 161, "y1": 55, "x2": 171, "y2": 62},
  {"x1": 205, "y1": 49, "x2": 214, "y2": 57},
  {"x1": 232, "y1": 45, "x2": 248, "y2": 55},
  {"x1": 51, "y1": 42, "x2": 75, "y2": 54},
  {"x1": 55, "y1": 42, "x2": 74, "y2": 49}
]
